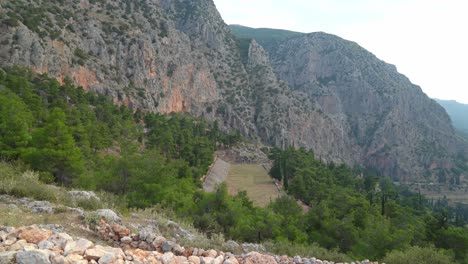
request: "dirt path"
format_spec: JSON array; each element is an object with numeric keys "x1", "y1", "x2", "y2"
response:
[{"x1": 202, "y1": 158, "x2": 231, "y2": 192}]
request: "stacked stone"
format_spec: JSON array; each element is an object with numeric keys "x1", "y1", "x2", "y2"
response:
[{"x1": 0, "y1": 224, "x2": 382, "y2": 264}]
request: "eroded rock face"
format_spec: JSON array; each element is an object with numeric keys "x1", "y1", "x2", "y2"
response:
[
  {"x1": 0, "y1": 0, "x2": 466, "y2": 182},
  {"x1": 264, "y1": 32, "x2": 466, "y2": 182}
]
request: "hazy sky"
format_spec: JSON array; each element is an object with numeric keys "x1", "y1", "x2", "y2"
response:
[{"x1": 213, "y1": 0, "x2": 468, "y2": 104}]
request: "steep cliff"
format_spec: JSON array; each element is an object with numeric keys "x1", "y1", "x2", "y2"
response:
[
  {"x1": 233, "y1": 26, "x2": 467, "y2": 182},
  {"x1": 0, "y1": 0, "x2": 466, "y2": 183}
]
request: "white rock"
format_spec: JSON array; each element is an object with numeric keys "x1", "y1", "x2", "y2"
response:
[
  {"x1": 0, "y1": 251, "x2": 17, "y2": 264},
  {"x1": 95, "y1": 209, "x2": 121, "y2": 223},
  {"x1": 16, "y1": 250, "x2": 51, "y2": 264}
]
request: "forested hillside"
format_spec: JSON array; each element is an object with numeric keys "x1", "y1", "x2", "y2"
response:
[{"x1": 1, "y1": 68, "x2": 467, "y2": 263}]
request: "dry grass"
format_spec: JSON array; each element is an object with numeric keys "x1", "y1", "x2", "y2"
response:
[
  {"x1": 226, "y1": 164, "x2": 281, "y2": 207},
  {"x1": 0, "y1": 204, "x2": 100, "y2": 241}
]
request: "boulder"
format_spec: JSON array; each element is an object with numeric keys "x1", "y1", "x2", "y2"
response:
[
  {"x1": 95, "y1": 209, "x2": 121, "y2": 223},
  {"x1": 223, "y1": 256, "x2": 239, "y2": 264},
  {"x1": 64, "y1": 238, "x2": 94, "y2": 256},
  {"x1": 0, "y1": 251, "x2": 17, "y2": 264},
  {"x1": 28, "y1": 201, "x2": 54, "y2": 214},
  {"x1": 241, "y1": 243, "x2": 265, "y2": 254},
  {"x1": 120, "y1": 236, "x2": 132, "y2": 244},
  {"x1": 162, "y1": 252, "x2": 175, "y2": 264},
  {"x1": 124, "y1": 249, "x2": 151, "y2": 262},
  {"x1": 162, "y1": 241, "x2": 176, "y2": 253},
  {"x1": 188, "y1": 256, "x2": 200, "y2": 264},
  {"x1": 47, "y1": 233, "x2": 73, "y2": 250},
  {"x1": 16, "y1": 250, "x2": 51, "y2": 264},
  {"x1": 213, "y1": 255, "x2": 224, "y2": 264},
  {"x1": 202, "y1": 250, "x2": 217, "y2": 258},
  {"x1": 244, "y1": 252, "x2": 277, "y2": 264},
  {"x1": 38, "y1": 240, "x2": 55, "y2": 250},
  {"x1": 85, "y1": 245, "x2": 124, "y2": 262},
  {"x1": 201, "y1": 257, "x2": 215, "y2": 264},
  {"x1": 98, "y1": 252, "x2": 125, "y2": 264},
  {"x1": 152, "y1": 236, "x2": 167, "y2": 249},
  {"x1": 18, "y1": 226, "x2": 53, "y2": 244},
  {"x1": 138, "y1": 226, "x2": 157, "y2": 243},
  {"x1": 68, "y1": 191, "x2": 100, "y2": 201}
]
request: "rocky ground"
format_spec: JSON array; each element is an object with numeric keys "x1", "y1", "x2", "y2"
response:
[{"x1": 0, "y1": 194, "x2": 381, "y2": 264}]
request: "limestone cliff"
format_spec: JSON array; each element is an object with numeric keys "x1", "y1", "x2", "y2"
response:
[{"x1": 0, "y1": 0, "x2": 466, "y2": 183}]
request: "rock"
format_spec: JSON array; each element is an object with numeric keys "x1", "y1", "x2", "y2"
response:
[
  {"x1": 65, "y1": 238, "x2": 94, "y2": 256},
  {"x1": 162, "y1": 241, "x2": 175, "y2": 252},
  {"x1": 213, "y1": 255, "x2": 224, "y2": 264},
  {"x1": 66, "y1": 253, "x2": 85, "y2": 262},
  {"x1": 175, "y1": 256, "x2": 188, "y2": 264},
  {"x1": 48, "y1": 233, "x2": 74, "y2": 250},
  {"x1": 95, "y1": 209, "x2": 121, "y2": 223},
  {"x1": 202, "y1": 250, "x2": 217, "y2": 258},
  {"x1": 85, "y1": 245, "x2": 120, "y2": 261},
  {"x1": 38, "y1": 240, "x2": 55, "y2": 250},
  {"x1": 38, "y1": 224, "x2": 64, "y2": 233},
  {"x1": 166, "y1": 221, "x2": 194, "y2": 241},
  {"x1": 293, "y1": 256, "x2": 302, "y2": 264},
  {"x1": 0, "y1": 251, "x2": 16, "y2": 264},
  {"x1": 173, "y1": 244, "x2": 185, "y2": 255},
  {"x1": 241, "y1": 243, "x2": 265, "y2": 253},
  {"x1": 120, "y1": 236, "x2": 132, "y2": 244},
  {"x1": 188, "y1": 256, "x2": 200, "y2": 264},
  {"x1": 201, "y1": 257, "x2": 215, "y2": 264},
  {"x1": 152, "y1": 236, "x2": 167, "y2": 248},
  {"x1": 162, "y1": 252, "x2": 175, "y2": 264},
  {"x1": 28, "y1": 201, "x2": 54, "y2": 214},
  {"x1": 110, "y1": 224, "x2": 130, "y2": 239},
  {"x1": 18, "y1": 226, "x2": 53, "y2": 244},
  {"x1": 223, "y1": 256, "x2": 239, "y2": 264},
  {"x1": 124, "y1": 249, "x2": 151, "y2": 262},
  {"x1": 98, "y1": 252, "x2": 124, "y2": 264},
  {"x1": 244, "y1": 252, "x2": 276, "y2": 264},
  {"x1": 139, "y1": 226, "x2": 157, "y2": 243},
  {"x1": 2, "y1": 238, "x2": 16, "y2": 247},
  {"x1": 68, "y1": 191, "x2": 100, "y2": 201},
  {"x1": 138, "y1": 241, "x2": 150, "y2": 250},
  {"x1": 223, "y1": 241, "x2": 241, "y2": 254},
  {"x1": 16, "y1": 250, "x2": 51, "y2": 264}
]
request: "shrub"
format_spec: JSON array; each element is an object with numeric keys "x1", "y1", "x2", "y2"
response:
[
  {"x1": 382, "y1": 246, "x2": 455, "y2": 264},
  {"x1": 263, "y1": 240, "x2": 351, "y2": 262}
]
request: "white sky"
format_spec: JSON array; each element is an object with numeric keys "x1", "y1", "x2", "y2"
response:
[{"x1": 213, "y1": 0, "x2": 468, "y2": 104}]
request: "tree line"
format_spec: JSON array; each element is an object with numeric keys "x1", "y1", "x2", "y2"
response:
[{"x1": 0, "y1": 67, "x2": 466, "y2": 262}]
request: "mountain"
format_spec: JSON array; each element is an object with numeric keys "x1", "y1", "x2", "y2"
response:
[
  {"x1": 435, "y1": 99, "x2": 468, "y2": 138},
  {"x1": 0, "y1": 0, "x2": 466, "y2": 183}
]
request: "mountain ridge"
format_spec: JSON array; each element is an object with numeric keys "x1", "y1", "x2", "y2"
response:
[{"x1": 0, "y1": 0, "x2": 466, "y2": 184}]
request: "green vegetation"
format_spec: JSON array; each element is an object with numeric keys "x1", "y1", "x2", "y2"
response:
[
  {"x1": 229, "y1": 25, "x2": 303, "y2": 50},
  {"x1": 269, "y1": 147, "x2": 468, "y2": 262},
  {"x1": 1, "y1": 68, "x2": 467, "y2": 262}
]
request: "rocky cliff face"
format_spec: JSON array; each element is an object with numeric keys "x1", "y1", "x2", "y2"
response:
[
  {"x1": 263, "y1": 32, "x2": 466, "y2": 181},
  {"x1": 0, "y1": 0, "x2": 466, "y2": 183}
]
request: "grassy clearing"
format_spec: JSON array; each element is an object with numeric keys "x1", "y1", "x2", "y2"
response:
[{"x1": 226, "y1": 164, "x2": 280, "y2": 207}]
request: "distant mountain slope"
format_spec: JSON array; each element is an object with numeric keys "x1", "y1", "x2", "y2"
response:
[
  {"x1": 435, "y1": 99, "x2": 468, "y2": 137},
  {"x1": 229, "y1": 25, "x2": 303, "y2": 50}
]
